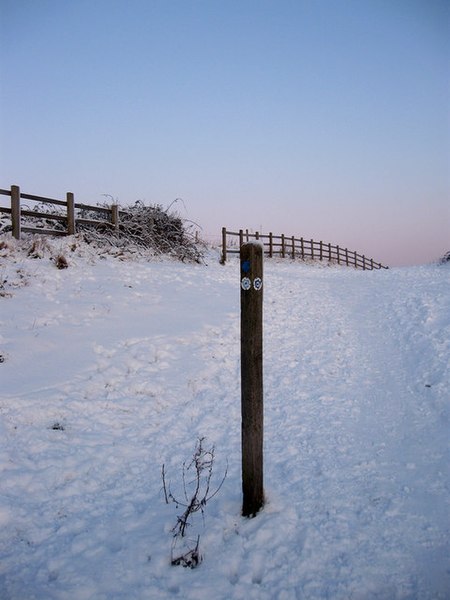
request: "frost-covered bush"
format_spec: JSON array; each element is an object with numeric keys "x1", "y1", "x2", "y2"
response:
[{"x1": 82, "y1": 201, "x2": 205, "y2": 263}]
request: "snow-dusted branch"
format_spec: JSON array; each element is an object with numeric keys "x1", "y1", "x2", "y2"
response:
[{"x1": 162, "y1": 437, "x2": 227, "y2": 568}]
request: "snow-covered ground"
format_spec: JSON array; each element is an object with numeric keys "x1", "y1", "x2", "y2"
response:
[{"x1": 1, "y1": 236, "x2": 449, "y2": 600}]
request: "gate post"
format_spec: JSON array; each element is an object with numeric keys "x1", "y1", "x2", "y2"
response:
[{"x1": 240, "y1": 242, "x2": 264, "y2": 517}]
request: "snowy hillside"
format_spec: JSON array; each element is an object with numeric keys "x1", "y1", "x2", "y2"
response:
[{"x1": 1, "y1": 236, "x2": 449, "y2": 599}]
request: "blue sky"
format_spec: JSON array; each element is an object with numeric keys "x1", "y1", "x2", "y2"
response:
[{"x1": 1, "y1": 0, "x2": 448, "y2": 266}]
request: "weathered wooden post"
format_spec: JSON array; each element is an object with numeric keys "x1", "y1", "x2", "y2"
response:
[
  {"x1": 11, "y1": 185, "x2": 21, "y2": 240},
  {"x1": 221, "y1": 227, "x2": 227, "y2": 264},
  {"x1": 240, "y1": 242, "x2": 264, "y2": 517},
  {"x1": 111, "y1": 204, "x2": 119, "y2": 231},
  {"x1": 66, "y1": 192, "x2": 75, "y2": 235}
]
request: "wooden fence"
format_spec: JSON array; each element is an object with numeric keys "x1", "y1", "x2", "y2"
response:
[
  {"x1": 0, "y1": 185, "x2": 121, "y2": 239},
  {"x1": 221, "y1": 228, "x2": 388, "y2": 270}
]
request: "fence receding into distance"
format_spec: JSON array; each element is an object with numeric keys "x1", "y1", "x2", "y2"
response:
[{"x1": 221, "y1": 228, "x2": 388, "y2": 270}]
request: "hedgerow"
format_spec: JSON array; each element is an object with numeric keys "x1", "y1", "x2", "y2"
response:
[{"x1": 0, "y1": 200, "x2": 205, "y2": 263}]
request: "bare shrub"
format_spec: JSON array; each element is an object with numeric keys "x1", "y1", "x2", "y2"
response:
[
  {"x1": 162, "y1": 437, "x2": 227, "y2": 568},
  {"x1": 81, "y1": 201, "x2": 205, "y2": 263}
]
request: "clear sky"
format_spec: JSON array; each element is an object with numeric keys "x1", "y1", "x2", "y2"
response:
[{"x1": 1, "y1": 0, "x2": 448, "y2": 266}]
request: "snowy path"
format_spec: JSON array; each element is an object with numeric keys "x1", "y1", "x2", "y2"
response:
[
  {"x1": 263, "y1": 266, "x2": 449, "y2": 598},
  {"x1": 0, "y1": 242, "x2": 449, "y2": 599}
]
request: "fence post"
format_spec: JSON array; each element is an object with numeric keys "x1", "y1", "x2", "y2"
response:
[
  {"x1": 269, "y1": 232, "x2": 273, "y2": 258},
  {"x1": 345, "y1": 248, "x2": 349, "y2": 266},
  {"x1": 111, "y1": 204, "x2": 119, "y2": 231},
  {"x1": 337, "y1": 245, "x2": 340, "y2": 265},
  {"x1": 11, "y1": 185, "x2": 21, "y2": 240},
  {"x1": 239, "y1": 229, "x2": 244, "y2": 248},
  {"x1": 66, "y1": 192, "x2": 75, "y2": 235},
  {"x1": 328, "y1": 243, "x2": 332, "y2": 262},
  {"x1": 240, "y1": 242, "x2": 264, "y2": 517},
  {"x1": 319, "y1": 241, "x2": 323, "y2": 261},
  {"x1": 310, "y1": 238, "x2": 314, "y2": 260},
  {"x1": 291, "y1": 236, "x2": 295, "y2": 259},
  {"x1": 221, "y1": 227, "x2": 227, "y2": 264},
  {"x1": 362, "y1": 255, "x2": 366, "y2": 270},
  {"x1": 301, "y1": 237, "x2": 304, "y2": 259},
  {"x1": 281, "y1": 234, "x2": 285, "y2": 258}
]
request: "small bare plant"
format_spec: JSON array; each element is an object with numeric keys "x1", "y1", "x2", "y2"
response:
[
  {"x1": 54, "y1": 254, "x2": 68, "y2": 269},
  {"x1": 162, "y1": 437, "x2": 227, "y2": 568}
]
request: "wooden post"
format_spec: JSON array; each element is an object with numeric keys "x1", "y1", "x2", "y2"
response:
[
  {"x1": 281, "y1": 234, "x2": 285, "y2": 258},
  {"x1": 337, "y1": 245, "x2": 340, "y2": 265},
  {"x1": 11, "y1": 185, "x2": 21, "y2": 240},
  {"x1": 345, "y1": 248, "x2": 349, "y2": 266},
  {"x1": 329, "y1": 243, "x2": 332, "y2": 262},
  {"x1": 111, "y1": 204, "x2": 119, "y2": 230},
  {"x1": 310, "y1": 238, "x2": 314, "y2": 260},
  {"x1": 269, "y1": 232, "x2": 273, "y2": 258},
  {"x1": 67, "y1": 192, "x2": 75, "y2": 235},
  {"x1": 239, "y1": 229, "x2": 244, "y2": 248},
  {"x1": 362, "y1": 255, "x2": 366, "y2": 270},
  {"x1": 221, "y1": 227, "x2": 227, "y2": 264},
  {"x1": 319, "y1": 240, "x2": 323, "y2": 261},
  {"x1": 240, "y1": 242, "x2": 264, "y2": 517},
  {"x1": 291, "y1": 236, "x2": 295, "y2": 259},
  {"x1": 301, "y1": 237, "x2": 304, "y2": 259}
]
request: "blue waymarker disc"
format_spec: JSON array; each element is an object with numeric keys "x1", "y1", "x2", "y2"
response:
[{"x1": 242, "y1": 260, "x2": 251, "y2": 273}]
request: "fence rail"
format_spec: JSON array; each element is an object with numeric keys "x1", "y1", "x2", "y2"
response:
[
  {"x1": 0, "y1": 185, "x2": 121, "y2": 239},
  {"x1": 221, "y1": 228, "x2": 388, "y2": 270}
]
